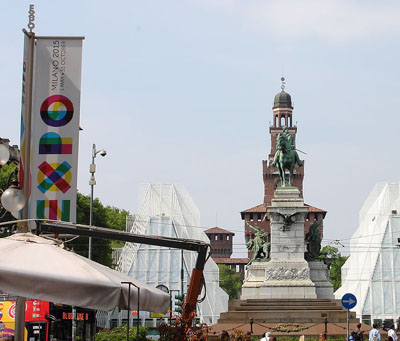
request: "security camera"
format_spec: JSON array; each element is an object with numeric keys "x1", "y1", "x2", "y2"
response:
[{"x1": 99, "y1": 150, "x2": 107, "y2": 157}]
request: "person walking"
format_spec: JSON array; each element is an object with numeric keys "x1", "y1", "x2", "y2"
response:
[
  {"x1": 349, "y1": 331, "x2": 357, "y2": 341},
  {"x1": 369, "y1": 324, "x2": 381, "y2": 341},
  {"x1": 354, "y1": 322, "x2": 364, "y2": 341},
  {"x1": 260, "y1": 332, "x2": 271, "y2": 341},
  {"x1": 388, "y1": 325, "x2": 398, "y2": 341}
]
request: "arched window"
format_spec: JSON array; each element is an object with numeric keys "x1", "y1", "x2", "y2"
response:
[{"x1": 280, "y1": 115, "x2": 285, "y2": 127}]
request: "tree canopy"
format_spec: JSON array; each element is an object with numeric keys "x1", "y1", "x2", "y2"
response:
[
  {"x1": 218, "y1": 264, "x2": 242, "y2": 300},
  {"x1": 70, "y1": 193, "x2": 129, "y2": 267},
  {"x1": 320, "y1": 245, "x2": 348, "y2": 291}
]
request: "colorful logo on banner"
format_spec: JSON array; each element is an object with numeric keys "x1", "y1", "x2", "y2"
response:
[
  {"x1": 37, "y1": 161, "x2": 72, "y2": 193},
  {"x1": 40, "y1": 95, "x2": 74, "y2": 127},
  {"x1": 36, "y1": 200, "x2": 70, "y2": 221},
  {"x1": 39, "y1": 132, "x2": 72, "y2": 154}
]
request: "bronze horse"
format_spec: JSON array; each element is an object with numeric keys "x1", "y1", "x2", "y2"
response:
[{"x1": 271, "y1": 133, "x2": 302, "y2": 187}]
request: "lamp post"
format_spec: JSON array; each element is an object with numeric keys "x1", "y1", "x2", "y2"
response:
[
  {"x1": 0, "y1": 139, "x2": 25, "y2": 219},
  {"x1": 88, "y1": 143, "x2": 106, "y2": 260}
]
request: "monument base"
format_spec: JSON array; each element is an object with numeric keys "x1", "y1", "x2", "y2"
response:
[
  {"x1": 241, "y1": 259, "x2": 317, "y2": 299},
  {"x1": 309, "y1": 260, "x2": 334, "y2": 299}
]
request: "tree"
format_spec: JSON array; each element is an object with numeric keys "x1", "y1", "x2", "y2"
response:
[
  {"x1": 320, "y1": 245, "x2": 348, "y2": 291},
  {"x1": 68, "y1": 193, "x2": 129, "y2": 267},
  {"x1": 218, "y1": 264, "x2": 242, "y2": 300}
]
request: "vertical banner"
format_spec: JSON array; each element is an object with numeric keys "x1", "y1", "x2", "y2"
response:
[{"x1": 30, "y1": 39, "x2": 83, "y2": 223}]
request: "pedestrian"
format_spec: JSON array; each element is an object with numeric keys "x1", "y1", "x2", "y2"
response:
[
  {"x1": 349, "y1": 331, "x2": 357, "y2": 341},
  {"x1": 354, "y1": 322, "x2": 364, "y2": 341},
  {"x1": 388, "y1": 325, "x2": 398, "y2": 341},
  {"x1": 260, "y1": 332, "x2": 271, "y2": 341},
  {"x1": 220, "y1": 330, "x2": 230, "y2": 340},
  {"x1": 369, "y1": 324, "x2": 381, "y2": 341}
]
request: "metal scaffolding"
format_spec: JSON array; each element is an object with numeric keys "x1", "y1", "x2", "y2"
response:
[
  {"x1": 335, "y1": 182, "x2": 400, "y2": 325},
  {"x1": 117, "y1": 184, "x2": 228, "y2": 325}
]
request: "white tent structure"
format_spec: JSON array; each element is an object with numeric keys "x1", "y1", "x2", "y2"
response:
[
  {"x1": 117, "y1": 184, "x2": 228, "y2": 325},
  {"x1": 335, "y1": 182, "x2": 400, "y2": 325}
]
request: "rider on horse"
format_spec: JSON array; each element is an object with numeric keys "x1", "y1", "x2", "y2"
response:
[{"x1": 271, "y1": 126, "x2": 303, "y2": 187}]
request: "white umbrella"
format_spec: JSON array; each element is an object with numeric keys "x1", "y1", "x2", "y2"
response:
[{"x1": 0, "y1": 233, "x2": 170, "y2": 313}]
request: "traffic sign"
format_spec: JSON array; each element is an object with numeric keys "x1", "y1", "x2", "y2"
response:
[{"x1": 341, "y1": 293, "x2": 357, "y2": 310}]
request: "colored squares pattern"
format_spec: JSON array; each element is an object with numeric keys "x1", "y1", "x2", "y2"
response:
[
  {"x1": 37, "y1": 161, "x2": 72, "y2": 194},
  {"x1": 37, "y1": 200, "x2": 70, "y2": 221},
  {"x1": 39, "y1": 132, "x2": 72, "y2": 154},
  {"x1": 40, "y1": 95, "x2": 74, "y2": 127}
]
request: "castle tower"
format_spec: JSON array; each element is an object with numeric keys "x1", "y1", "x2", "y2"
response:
[
  {"x1": 263, "y1": 78, "x2": 304, "y2": 204},
  {"x1": 241, "y1": 79, "x2": 326, "y2": 256}
]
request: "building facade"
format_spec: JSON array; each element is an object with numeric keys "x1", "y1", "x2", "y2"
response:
[{"x1": 205, "y1": 227, "x2": 248, "y2": 279}]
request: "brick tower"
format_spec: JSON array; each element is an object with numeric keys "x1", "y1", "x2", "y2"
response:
[{"x1": 241, "y1": 79, "x2": 326, "y2": 255}]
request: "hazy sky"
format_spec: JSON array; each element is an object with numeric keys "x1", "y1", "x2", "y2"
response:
[{"x1": 2, "y1": 1, "x2": 400, "y2": 257}]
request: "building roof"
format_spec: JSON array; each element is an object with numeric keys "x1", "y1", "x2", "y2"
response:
[
  {"x1": 204, "y1": 226, "x2": 235, "y2": 235},
  {"x1": 273, "y1": 90, "x2": 293, "y2": 108},
  {"x1": 212, "y1": 257, "x2": 249, "y2": 265},
  {"x1": 241, "y1": 203, "x2": 327, "y2": 218},
  {"x1": 240, "y1": 204, "x2": 267, "y2": 214}
]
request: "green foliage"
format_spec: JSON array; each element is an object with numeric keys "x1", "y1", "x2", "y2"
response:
[
  {"x1": 67, "y1": 193, "x2": 129, "y2": 267},
  {"x1": 320, "y1": 245, "x2": 349, "y2": 291},
  {"x1": 218, "y1": 264, "x2": 243, "y2": 300},
  {"x1": 96, "y1": 324, "x2": 148, "y2": 341}
]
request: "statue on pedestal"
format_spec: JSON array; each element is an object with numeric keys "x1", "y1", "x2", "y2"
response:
[
  {"x1": 271, "y1": 126, "x2": 302, "y2": 187},
  {"x1": 305, "y1": 219, "x2": 322, "y2": 261},
  {"x1": 246, "y1": 222, "x2": 270, "y2": 264}
]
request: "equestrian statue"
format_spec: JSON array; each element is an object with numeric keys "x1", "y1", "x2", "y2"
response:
[{"x1": 271, "y1": 126, "x2": 303, "y2": 187}]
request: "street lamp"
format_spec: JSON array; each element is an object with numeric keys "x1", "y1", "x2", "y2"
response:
[
  {"x1": 88, "y1": 143, "x2": 106, "y2": 260},
  {"x1": 0, "y1": 139, "x2": 25, "y2": 219}
]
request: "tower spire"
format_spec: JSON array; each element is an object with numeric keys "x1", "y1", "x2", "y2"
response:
[{"x1": 281, "y1": 77, "x2": 286, "y2": 91}]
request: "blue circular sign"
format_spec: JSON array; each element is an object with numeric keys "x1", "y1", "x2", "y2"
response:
[{"x1": 341, "y1": 293, "x2": 357, "y2": 309}]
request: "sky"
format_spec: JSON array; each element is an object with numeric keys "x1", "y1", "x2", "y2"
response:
[{"x1": 1, "y1": 1, "x2": 400, "y2": 257}]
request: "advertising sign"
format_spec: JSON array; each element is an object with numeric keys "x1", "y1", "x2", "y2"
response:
[
  {"x1": 0, "y1": 300, "x2": 49, "y2": 339},
  {"x1": 29, "y1": 38, "x2": 83, "y2": 223}
]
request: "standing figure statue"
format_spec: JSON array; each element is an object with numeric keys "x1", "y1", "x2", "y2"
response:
[
  {"x1": 246, "y1": 222, "x2": 270, "y2": 264},
  {"x1": 305, "y1": 219, "x2": 322, "y2": 261},
  {"x1": 271, "y1": 126, "x2": 302, "y2": 187}
]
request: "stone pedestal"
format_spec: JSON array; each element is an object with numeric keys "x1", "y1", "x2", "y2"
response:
[
  {"x1": 241, "y1": 187, "x2": 318, "y2": 299},
  {"x1": 309, "y1": 260, "x2": 334, "y2": 299}
]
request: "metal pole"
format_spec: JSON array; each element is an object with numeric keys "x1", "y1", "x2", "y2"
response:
[
  {"x1": 127, "y1": 283, "x2": 130, "y2": 341},
  {"x1": 181, "y1": 249, "x2": 184, "y2": 294},
  {"x1": 347, "y1": 309, "x2": 350, "y2": 340},
  {"x1": 169, "y1": 293, "x2": 172, "y2": 325},
  {"x1": 88, "y1": 144, "x2": 95, "y2": 260},
  {"x1": 72, "y1": 306, "x2": 77, "y2": 341},
  {"x1": 15, "y1": 19, "x2": 35, "y2": 341},
  {"x1": 137, "y1": 287, "x2": 140, "y2": 340}
]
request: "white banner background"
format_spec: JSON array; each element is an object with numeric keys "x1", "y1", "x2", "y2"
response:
[{"x1": 30, "y1": 38, "x2": 83, "y2": 223}]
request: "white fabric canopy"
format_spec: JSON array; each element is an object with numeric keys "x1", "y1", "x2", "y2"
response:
[{"x1": 0, "y1": 233, "x2": 170, "y2": 313}]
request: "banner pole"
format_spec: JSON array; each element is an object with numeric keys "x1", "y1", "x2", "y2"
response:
[{"x1": 15, "y1": 25, "x2": 35, "y2": 341}]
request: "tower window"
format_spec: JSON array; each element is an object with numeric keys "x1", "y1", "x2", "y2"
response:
[{"x1": 227, "y1": 235, "x2": 230, "y2": 241}]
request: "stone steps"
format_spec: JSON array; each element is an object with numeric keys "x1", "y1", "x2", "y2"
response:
[{"x1": 218, "y1": 299, "x2": 358, "y2": 324}]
